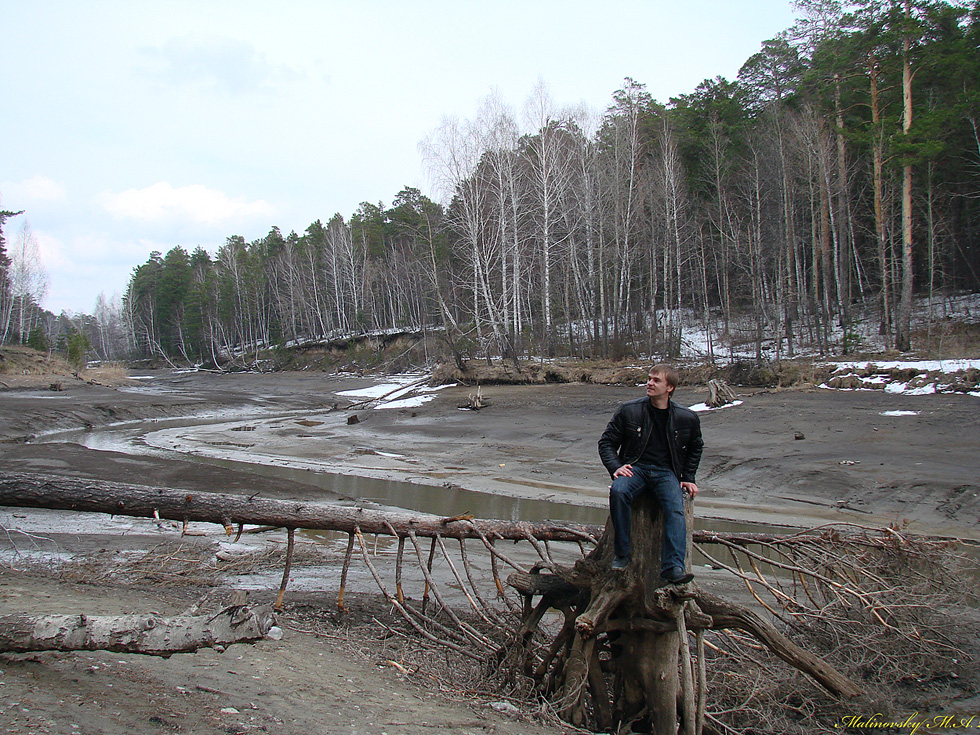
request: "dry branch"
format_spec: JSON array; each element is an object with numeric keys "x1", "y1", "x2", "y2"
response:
[{"x1": 694, "y1": 591, "x2": 863, "y2": 698}]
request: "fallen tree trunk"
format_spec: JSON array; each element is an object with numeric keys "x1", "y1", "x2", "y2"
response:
[
  {"x1": 0, "y1": 471, "x2": 826, "y2": 548},
  {"x1": 0, "y1": 470, "x2": 596, "y2": 542},
  {"x1": 0, "y1": 604, "x2": 275, "y2": 656}
]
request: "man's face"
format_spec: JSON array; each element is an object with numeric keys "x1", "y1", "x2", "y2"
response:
[{"x1": 646, "y1": 371, "x2": 673, "y2": 401}]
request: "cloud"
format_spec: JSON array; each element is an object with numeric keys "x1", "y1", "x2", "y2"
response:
[
  {"x1": 34, "y1": 231, "x2": 72, "y2": 270},
  {"x1": 37, "y1": 231, "x2": 200, "y2": 314},
  {"x1": 98, "y1": 182, "x2": 274, "y2": 225},
  {"x1": 143, "y1": 34, "x2": 300, "y2": 95},
  {"x1": 1, "y1": 175, "x2": 67, "y2": 203}
]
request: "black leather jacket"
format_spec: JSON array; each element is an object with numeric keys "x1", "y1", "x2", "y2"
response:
[{"x1": 598, "y1": 397, "x2": 704, "y2": 483}]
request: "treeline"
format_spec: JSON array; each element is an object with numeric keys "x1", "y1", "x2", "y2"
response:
[{"x1": 125, "y1": 1, "x2": 980, "y2": 366}]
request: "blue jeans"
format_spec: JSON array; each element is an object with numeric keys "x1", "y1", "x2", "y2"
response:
[{"x1": 609, "y1": 464, "x2": 686, "y2": 576}]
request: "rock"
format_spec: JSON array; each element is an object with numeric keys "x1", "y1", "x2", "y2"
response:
[
  {"x1": 488, "y1": 701, "x2": 520, "y2": 716},
  {"x1": 828, "y1": 375, "x2": 865, "y2": 389}
]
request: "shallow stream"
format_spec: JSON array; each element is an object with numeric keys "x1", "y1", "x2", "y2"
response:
[{"x1": 43, "y1": 411, "x2": 797, "y2": 538}]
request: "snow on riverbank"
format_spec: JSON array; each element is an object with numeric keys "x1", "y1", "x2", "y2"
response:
[
  {"x1": 819, "y1": 358, "x2": 980, "y2": 397},
  {"x1": 335, "y1": 373, "x2": 455, "y2": 409}
]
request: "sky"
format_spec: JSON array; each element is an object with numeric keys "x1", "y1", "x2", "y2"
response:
[{"x1": 0, "y1": 0, "x2": 801, "y2": 315}]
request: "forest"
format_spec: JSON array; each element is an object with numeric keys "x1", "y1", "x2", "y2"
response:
[{"x1": 4, "y1": 0, "x2": 980, "y2": 367}]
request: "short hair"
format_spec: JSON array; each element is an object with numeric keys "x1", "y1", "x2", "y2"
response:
[{"x1": 650, "y1": 364, "x2": 680, "y2": 390}]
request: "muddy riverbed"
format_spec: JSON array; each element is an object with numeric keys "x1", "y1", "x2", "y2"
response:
[{"x1": 1, "y1": 368, "x2": 978, "y2": 734}]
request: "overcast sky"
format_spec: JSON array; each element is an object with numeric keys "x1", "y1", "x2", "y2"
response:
[{"x1": 0, "y1": 0, "x2": 800, "y2": 315}]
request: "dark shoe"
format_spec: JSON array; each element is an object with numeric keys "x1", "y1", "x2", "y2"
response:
[
  {"x1": 659, "y1": 568, "x2": 695, "y2": 586},
  {"x1": 611, "y1": 555, "x2": 630, "y2": 571}
]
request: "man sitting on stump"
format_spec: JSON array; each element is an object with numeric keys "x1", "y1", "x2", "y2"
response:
[{"x1": 598, "y1": 364, "x2": 704, "y2": 584}]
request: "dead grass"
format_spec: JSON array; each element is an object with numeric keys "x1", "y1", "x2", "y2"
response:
[
  {"x1": 0, "y1": 347, "x2": 136, "y2": 388},
  {"x1": 0, "y1": 345, "x2": 76, "y2": 385},
  {"x1": 81, "y1": 362, "x2": 135, "y2": 387},
  {"x1": 913, "y1": 321, "x2": 980, "y2": 359}
]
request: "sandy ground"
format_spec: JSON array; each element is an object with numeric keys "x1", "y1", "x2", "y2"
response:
[{"x1": 1, "y1": 369, "x2": 979, "y2": 734}]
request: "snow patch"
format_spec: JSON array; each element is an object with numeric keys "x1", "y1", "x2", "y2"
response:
[
  {"x1": 374, "y1": 394, "x2": 437, "y2": 410},
  {"x1": 689, "y1": 400, "x2": 743, "y2": 413},
  {"x1": 884, "y1": 382, "x2": 936, "y2": 395},
  {"x1": 830, "y1": 359, "x2": 980, "y2": 372},
  {"x1": 822, "y1": 358, "x2": 978, "y2": 397}
]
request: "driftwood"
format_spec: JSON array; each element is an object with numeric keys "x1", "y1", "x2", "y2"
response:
[
  {"x1": 0, "y1": 604, "x2": 275, "y2": 656},
  {"x1": 0, "y1": 469, "x2": 597, "y2": 623},
  {"x1": 0, "y1": 470, "x2": 827, "y2": 549},
  {"x1": 459, "y1": 385, "x2": 488, "y2": 410}
]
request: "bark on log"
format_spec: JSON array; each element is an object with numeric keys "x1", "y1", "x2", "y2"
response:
[
  {"x1": 0, "y1": 604, "x2": 275, "y2": 656},
  {"x1": 0, "y1": 471, "x2": 596, "y2": 543}
]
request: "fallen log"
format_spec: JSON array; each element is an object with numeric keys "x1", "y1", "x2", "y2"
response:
[
  {"x1": 0, "y1": 471, "x2": 841, "y2": 549},
  {"x1": 0, "y1": 470, "x2": 597, "y2": 543},
  {"x1": 0, "y1": 604, "x2": 275, "y2": 656}
]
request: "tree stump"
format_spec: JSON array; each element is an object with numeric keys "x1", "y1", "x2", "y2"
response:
[
  {"x1": 461, "y1": 385, "x2": 487, "y2": 410},
  {"x1": 706, "y1": 379, "x2": 736, "y2": 408},
  {"x1": 509, "y1": 493, "x2": 699, "y2": 732},
  {"x1": 506, "y1": 489, "x2": 862, "y2": 732}
]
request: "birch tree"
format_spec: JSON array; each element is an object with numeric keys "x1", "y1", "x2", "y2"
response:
[
  {"x1": 522, "y1": 79, "x2": 575, "y2": 354},
  {"x1": 739, "y1": 36, "x2": 805, "y2": 357},
  {"x1": 9, "y1": 221, "x2": 49, "y2": 343},
  {"x1": 0, "y1": 206, "x2": 23, "y2": 344},
  {"x1": 598, "y1": 78, "x2": 652, "y2": 348},
  {"x1": 422, "y1": 115, "x2": 511, "y2": 361}
]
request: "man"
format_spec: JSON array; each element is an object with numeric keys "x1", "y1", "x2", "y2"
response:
[{"x1": 598, "y1": 364, "x2": 704, "y2": 584}]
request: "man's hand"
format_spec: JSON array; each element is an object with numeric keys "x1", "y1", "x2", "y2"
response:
[
  {"x1": 681, "y1": 481, "x2": 699, "y2": 499},
  {"x1": 612, "y1": 464, "x2": 634, "y2": 479}
]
